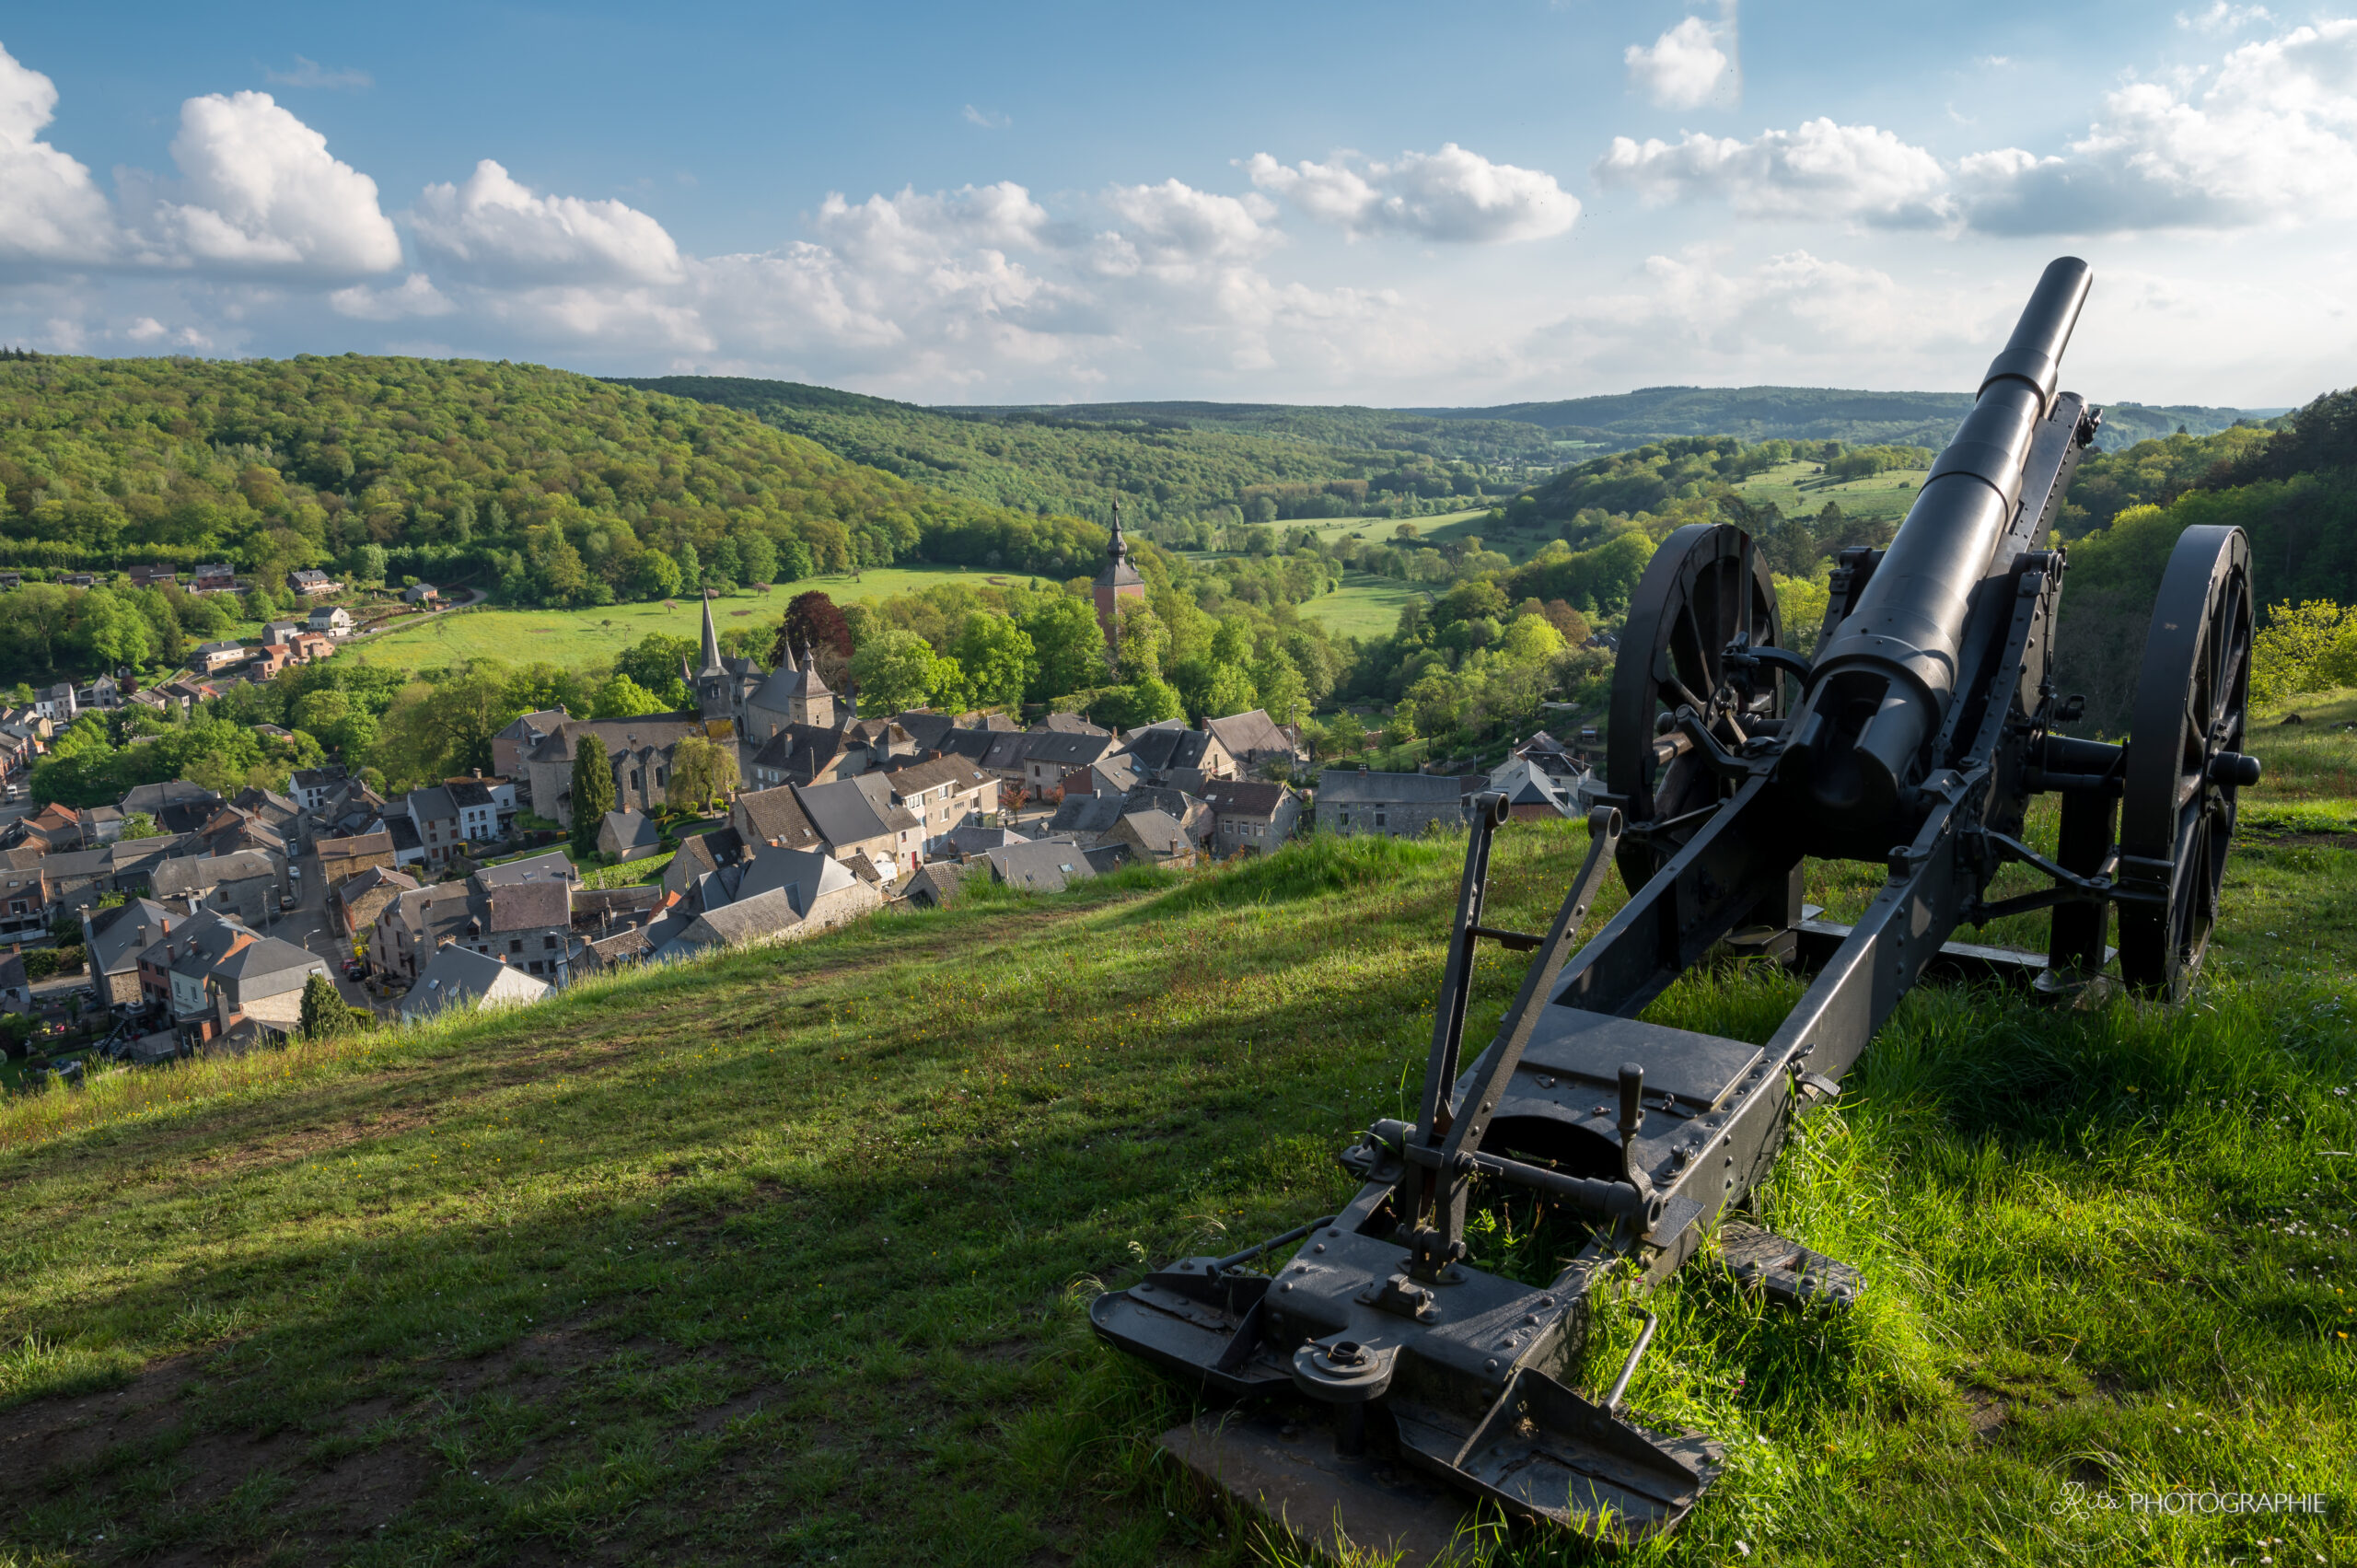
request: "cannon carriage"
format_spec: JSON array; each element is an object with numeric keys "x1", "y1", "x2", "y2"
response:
[{"x1": 1091, "y1": 259, "x2": 2260, "y2": 1561}]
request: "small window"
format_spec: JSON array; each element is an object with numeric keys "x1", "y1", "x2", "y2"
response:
[
  {"x1": 508, "y1": 938, "x2": 523, "y2": 954},
  {"x1": 542, "y1": 934, "x2": 557, "y2": 948},
  {"x1": 1376, "y1": 813, "x2": 1387, "y2": 828}
]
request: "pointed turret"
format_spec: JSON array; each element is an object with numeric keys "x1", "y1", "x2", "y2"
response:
[{"x1": 697, "y1": 590, "x2": 724, "y2": 677}]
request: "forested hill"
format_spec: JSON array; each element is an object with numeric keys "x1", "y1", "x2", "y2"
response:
[
  {"x1": 1399, "y1": 387, "x2": 2266, "y2": 451},
  {"x1": 0, "y1": 355, "x2": 1111, "y2": 597},
  {"x1": 610, "y1": 376, "x2": 1526, "y2": 531},
  {"x1": 960, "y1": 388, "x2": 2268, "y2": 457}
]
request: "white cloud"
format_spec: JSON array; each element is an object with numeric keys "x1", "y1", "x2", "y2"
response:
[
  {"x1": 1625, "y1": 16, "x2": 1736, "y2": 110},
  {"x1": 124, "y1": 316, "x2": 166, "y2": 342},
  {"x1": 263, "y1": 56, "x2": 372, "y2": 90},
  {"x1": 813, "y1": 180, "x2": 1053, "y2": 274},
  {"x1": 962, "y1": 105, "x2": 1008, "y2": 129},
  {"x1": 329, "y1": 271, "x2": 455, "y2": 319},
  {"x1": 2177, "y1": 3, "x2": 2270, "y2": 31},
  {"x1": 1960, "y1": 18, "x2": 2357, "y2": 232},
  {"x1": 153, "y1": 91, "x2": 401, "y2": 275},
  {"x1": 411, "y1": 160, "x2": 682, "y2": 285},
  {"x1": 1244, "y1": 145, "x2": 1577, "y2": 242},
  {"x1": 1593, "y1": 119, "x2": 1952, "y2": 226},
  {"x1": 0, "y1": 41, "x2": 119, "y2": 265},
  {"x1": 1103, "y1": 179, "x2": 1279, "y2": 267}
]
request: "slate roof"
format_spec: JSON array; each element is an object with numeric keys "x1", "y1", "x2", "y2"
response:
[
  {"x1": 318, "y1": 830, "x2": 394, "y2": 868},
  {"x1": 979, "y1": 840, "x2": 1097, "y2": 892},
  {"x1": 1316, "y1": 769, "x2": 1475, "y2": 804},
  {"x1": 879, "y1": 755, "x2": 991, "y2": 800},
  {"x1": 1195, "y1": 780, "x2": 1293, "y2": 820},
  {"x1": 402, "y1": 945, "x2": 549, "y2": 1017},
  {"x1": 1117, "y1": 808, "x2": 1191, "y2": 855},
  {"x1": 735, "y1": 843, "x2": 854, "y2": 912},
  {"x1": 599, "y1": 809, "x2": 661, "y2": 853},
  {"x1": 121, "y1": 779, "x2": 221, "y2": 816},
  {"x1": 794, "y1": 776, "x2": 900, "y2": 847},
  {"x1": 1030, "y1": 713, "x2": 1109, "y2": 737},
  {"x1": 888, "y1": 709, "x2": 960, "y2": 751},
  {"x1": 152, "y1": 850, "x2": 275, "y2": 899},
  {"x1": 211, "y1": 935, "x2": 322, "y2": 990},
  {"x1": 944, "y1": 818, "x2": 1028, "y2": 857},
  {"x1": 1046, "y1": 794, "x2": 1124, "y2": 839},
  {"x1": 1203, "y1": 709, "x2": 1294, "y2": 759},
  {"x1": 486, "y1": 879, "x2": 572, "y2": 934},
  {"x1": 1123, "y1": 725, "x2": 1215, "y2": 775},
  {"x1": 87, "y1": 898, "x2": 174, "y2": 976},
  {"x1": 736, "y1": 785, "x2": 825, "y2": 851},
  {"x1": 688, "y1": 887, "x2": 806, "y2": 947},
  {"x1": 408, "y1": 784, "x2": 459, "y2": 824},
  {"x1": 1022, "y1": 731, "x2": 1119, "y2": 771}
]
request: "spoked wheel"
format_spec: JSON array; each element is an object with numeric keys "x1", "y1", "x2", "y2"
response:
[
  {"x1": 2119, "y1": 525, "x2": 2257, "y2": 999},
  {"x1": 1607, "y1": 523, "x2": 1786, "y2": 891}
]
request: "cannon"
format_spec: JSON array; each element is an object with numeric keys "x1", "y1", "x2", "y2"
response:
[{"x1": 1090, "y1": 258, "x2": 2259, "y2": 1560}]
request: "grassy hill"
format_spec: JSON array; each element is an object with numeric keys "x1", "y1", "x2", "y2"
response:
[{"x1": 3, "y1": 703, "x2": 2352, "y2": 1566}]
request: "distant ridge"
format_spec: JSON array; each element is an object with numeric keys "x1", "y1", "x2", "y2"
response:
[{"x1": 993, "y1": 387, "x2": 2277, "y2": 453}]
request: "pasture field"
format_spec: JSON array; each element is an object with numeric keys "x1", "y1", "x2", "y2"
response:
[
  {"x1": 1297, "y1": 574, "x2": 1426, "y2": 641},
  {"x1": 347, "y1": 569, "x2": 1036, "y2": 673},
  {"x1": 1732, "y1": 459, "x2": 1931, "y2": 526},
  {"x1": 0, "y1": 705, "x2": 2351, "y2": 1567}
]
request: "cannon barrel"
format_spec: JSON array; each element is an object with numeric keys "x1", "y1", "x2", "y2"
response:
[{"x1": 1787, "y1": 257, "x2": 2093, "y2": 822}]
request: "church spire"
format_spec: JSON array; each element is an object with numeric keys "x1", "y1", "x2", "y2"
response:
[
  {"x1": 697, "y1": 588, "x2": 723, "y2": 674},
  {"x1": 1108, "y1": 498, "x2": 1129, "y2": 569}
]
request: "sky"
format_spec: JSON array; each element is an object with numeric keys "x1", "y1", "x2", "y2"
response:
[{"x1": 0, "y1": 1, "x2": 2350, "y2": 410}]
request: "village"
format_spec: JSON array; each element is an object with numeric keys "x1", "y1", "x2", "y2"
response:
[{"x1": 1, "y1": 554, "x2": 1600, "y2": 1090}]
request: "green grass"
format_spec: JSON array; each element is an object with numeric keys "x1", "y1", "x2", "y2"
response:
[
  {"x1": 0, "y1": 721, "x2": 2352, "y2": 1566},
  {"x1": 349, "y1": 569, "x2": 1029, "y2": 674},
  {"x1": 1733, "y1": 459, "x2": 1930, "y2": 525},
  {"x1": 1299, "y1": 574, "x2": 1425, "y2": 640}
]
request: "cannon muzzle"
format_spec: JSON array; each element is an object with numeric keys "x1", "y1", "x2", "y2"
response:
[{"x1": 1784, "y1": 257, "x2": 2093, "y2": 825}]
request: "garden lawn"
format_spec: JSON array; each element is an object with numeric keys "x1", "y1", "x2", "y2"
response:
[{"x1": 0, "y1": 702, "x2": 2352, "y2": 1566}]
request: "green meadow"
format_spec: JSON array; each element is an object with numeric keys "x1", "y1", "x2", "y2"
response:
[
  {"x1": 0, "y1": 706, "x2": 2351, "y2": 1567},
  {"x1": 348, "y1": 568, "x2": 1045, "y2": 675}
]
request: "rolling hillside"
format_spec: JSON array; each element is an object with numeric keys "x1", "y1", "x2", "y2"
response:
[{"x1": 3, "y1": 711, "x2": 2352, "y2": 1565}]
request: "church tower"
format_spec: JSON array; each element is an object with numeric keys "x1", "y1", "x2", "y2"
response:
[
  {"x1": 692, "y1": 592, "x2": 736, "y2": 726},
  {"x1": 1091, "y1": 500, "x2": 1146, "y2": 666}
]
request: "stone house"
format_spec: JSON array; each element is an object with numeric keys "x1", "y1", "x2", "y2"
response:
[
  {"x1": 1202, "y1": 709, "x2": 1302, "y2": 770},
  {"x1": 877, "y1": 756, "x2": 996, "y2": 854},
  {"x1": 1315, "y1": 770, "x2": 1480, "y2": 839},
  {"x1": 730, "y1": 787, "x2": 825, "y2": 854},
  {"x1": 1195, "y1": 780, "x2": 1302, "y2": 857},
  {"x1": 308, "y1": 606, "x2": 354, "y2": 636},
  {"x1": 1122, "y1": 720, "x2": 1237, "y2": 784},
  {"x1": 151, "y1": 850, "x2": 280, "y2": 923},
  {"x1": 316, "y1": 830, "x2": 395, "y2": 885},
  {"x1": 328, "y1": 865, "x2": 418, "y2": 940},
  {"x1": 1106, "y1": 808, "x2": 1195, "y2": 866},
  {"x1": 84, "y1": 899, "x2": 174, "y2": 1008},
  {"x1": 482, "y1": 879, "x2": 574, "y2": 981},
  {"x1": 794, "y1": 774, "x2": 923, "y2": 877},
  {"x1": 1020, "y1": 730, "x2": 1121, "y2": 799}
]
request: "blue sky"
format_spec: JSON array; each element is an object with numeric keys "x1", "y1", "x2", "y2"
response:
[{"x1": 1, "y1": 2, "x2": 2350, "y2": 408}]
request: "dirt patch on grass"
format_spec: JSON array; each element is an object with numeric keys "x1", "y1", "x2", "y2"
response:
[{"x1": 0, "y1": 1353, "x2": 199, "y2": 1481}]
